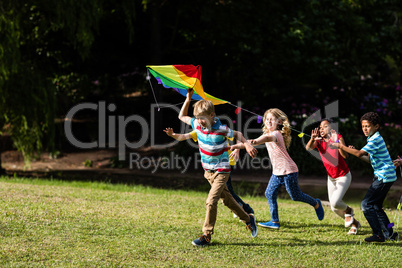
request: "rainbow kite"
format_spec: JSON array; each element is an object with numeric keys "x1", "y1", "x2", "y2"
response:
[
  {"x1": 146, "y1": 65, "x2": 229, "y2": 105},
  {"x1": 146, "y1": 65, "x2": 311, "y2": 137}
]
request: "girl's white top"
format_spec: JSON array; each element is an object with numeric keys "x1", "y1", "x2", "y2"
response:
[{"x1": 265, "y1": 130, "x2": 299, "y2": 176}]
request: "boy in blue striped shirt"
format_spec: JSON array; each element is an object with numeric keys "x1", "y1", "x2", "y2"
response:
[
  {"x1": 178, "y1": 89, "x2": 258, "y2": 246},
  {"x1": 330, "y1": 112, "x2": 398, "y2": 242}
]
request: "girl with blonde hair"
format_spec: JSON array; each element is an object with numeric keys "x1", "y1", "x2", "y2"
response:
[{"x1": 232, "y1": 108, "x2": 324, "y2": 229}]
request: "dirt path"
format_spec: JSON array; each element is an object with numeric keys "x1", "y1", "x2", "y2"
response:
[{"x1": 2, "y1": 149, "x2": 401, "y2": 193}]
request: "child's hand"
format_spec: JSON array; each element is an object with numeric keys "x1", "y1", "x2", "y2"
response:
[
  {"x1": 329, "y1": 142, "x2": 340, "y2": 149},
  {"x1": 245, "y1": 143, "x2": 257, "y2": 158},
  {"x1": 163, "y1": 128, "x2": 174, "y2": 137},
  {"x1": 248, "y1": 139, "x2": 256, "y2": 145},
  {"x1": 393, "y1": 156, "x2": 402, "y2": 167},
  {"x1": 311, "y1": 128, "x2": 319, "y2": 140},
  {"x1": 330, "y1": 129, "x2": 338, "y2": 143},
  {"x1": 229, "y1": 149, "x2": 240, "y2": 162},
  {"x1": 348, "y1": 145, "x2": 355, "y2": 149},
  {"x1": 187, "y1": 89, "x2": 194, "y2": 99}
]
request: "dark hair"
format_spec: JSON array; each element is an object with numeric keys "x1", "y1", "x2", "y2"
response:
[
  {"x1": 360, "y1": 112, "x2": 381, "y2": 126},
  {"x1": 320, "y1": 118, "x2": 333, "y2": 124}
]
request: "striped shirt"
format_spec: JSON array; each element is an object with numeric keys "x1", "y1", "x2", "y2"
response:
[
  {"x1": 265, "y1": 130, "x2": 298, "y2": 176},
  {"x1": 190, "y1": 130, "x2": 236, "y2": 166},
  {"x1": 361, "y1": 131, "x2": 397, "y2": 183},
  {"x1": 191, "y1": 118, "x2": 233, "y2": 173}
]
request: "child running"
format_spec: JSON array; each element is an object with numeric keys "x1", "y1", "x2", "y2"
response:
[
  {"x1": 231, "y1": 108, "x2": 324, "y2": 229},
  {"x1": 330, "y1": 112, "x2": 398, "y2": 242},
  {"x1": 163, "y1": 127, "x2": 255, "y2": 216},
  {"x1": 306, "y1": 119, "x2": 360, "y2": 235},
  {"x1": 178, "y1": 89, "x2": 258, "y2": 247}
]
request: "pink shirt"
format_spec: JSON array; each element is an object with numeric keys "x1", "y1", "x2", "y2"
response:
[
  {"x1": 265, "y1": 131, "x2": 299, "y2": 175},
  {"x1": 316, "y1": 134, "x2": 350, "y2": 178}
]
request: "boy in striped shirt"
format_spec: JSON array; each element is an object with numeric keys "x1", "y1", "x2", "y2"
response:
[
  {"x1": 178, "y1": 89, "x2": 258, "y2": 246},
  {"x1": 330, "y1": 112, "x2": 398, "y2": 242}
]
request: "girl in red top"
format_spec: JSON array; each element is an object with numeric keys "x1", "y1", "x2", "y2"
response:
[{"x1": 306, "y1": 119, "x2": 361, "y2": 235}]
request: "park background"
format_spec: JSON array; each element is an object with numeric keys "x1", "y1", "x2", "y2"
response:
[
  {"x1": 1, "y1": 1, "x2": 402, "y2": 266},
  {"x1": 1, "y1": 1, "x2": 402, "y2": 198}
]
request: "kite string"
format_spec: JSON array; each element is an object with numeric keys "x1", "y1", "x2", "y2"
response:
[
  {"x1": 147, "y1": 69, "x2": 160, "y2": 111},
  {"x1": 157, "y1": 102, "x2": 186, "y2": 109},
  {"x1": 228, "y1": 103, "x2": 311, "y2": 137},
  {"x1": 392, "y1": 194, "x2": 401, "y2": 242},
  {"x1": 147, "y1": 73, "x2": 309, "y2": 136},
  {"x1": 227, "y1": 102, "x2": 261, "y2": 117}
]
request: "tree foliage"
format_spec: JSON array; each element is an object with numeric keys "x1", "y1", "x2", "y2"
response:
[
  {"x1": 156, "y1": 0, "x2": 401, "y2": 104},
  {"x1": 0, "y1": 0, "x2": 401, "y2": 164},
  {"x1": 0, "y1": 0, "x2": 136, "y2": 164}
]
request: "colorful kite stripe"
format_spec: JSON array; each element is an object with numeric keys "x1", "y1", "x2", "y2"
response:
[
  {"x1": 147, "y1": 65, "x2": 229, "y2": 105},
  {"x1": 147, "y1": 64, "x2": 310, "y2": 136}
]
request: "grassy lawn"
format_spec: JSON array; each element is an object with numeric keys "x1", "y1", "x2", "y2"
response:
[{"x1": 0, "y1": 176, "x2": 400, "y2": 267}]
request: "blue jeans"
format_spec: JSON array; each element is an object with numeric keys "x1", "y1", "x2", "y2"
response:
[
  {"x1": 361, "y1": 178, "x2": 394, "y2": 238},
  {"x1": 226, "y1": 175, "x2": 254, "y2": 214},
  {"x1": 265, "y1": 172, "x2": 317, "y2": 222}
]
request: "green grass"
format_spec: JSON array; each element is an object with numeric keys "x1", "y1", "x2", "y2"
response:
[{"x1": 0, "y1": 177, "x2": 400, "y2": 267}]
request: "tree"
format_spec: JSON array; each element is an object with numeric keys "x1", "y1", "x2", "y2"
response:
[
  {"x1": 1, "y1": 0, "x2": 401, "y2": 166},
  {"x1": 0, "y1": 0, "x2": 137, "y2": 165}
]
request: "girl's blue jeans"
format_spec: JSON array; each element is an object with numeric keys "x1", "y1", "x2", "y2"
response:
[{"x1": 265, "y1": 172, "x2": 317, "y2": 222}]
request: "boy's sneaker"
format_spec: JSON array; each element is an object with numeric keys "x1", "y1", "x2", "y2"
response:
[
  {"x1": 364, "y1": 235, "x2": 385, "y2": 243},
  {"x1": 388, "y1": 232, "x2": 399, "y2": 241},
  {"x1": 192, "y1": 234, "x2": 211, "y2": 247},
  {"x1": 245, "y1": 206, "x2": 255, "y2": 215},
  {"x1": 246, "y1": 214, "x2": 258, "y2": 238},
  {"x1": 258, "y1": 221, "x2": 280, "y2": 229},
  {"x1": 315, "y1": 199, "x2": 325, "y2": 221}
]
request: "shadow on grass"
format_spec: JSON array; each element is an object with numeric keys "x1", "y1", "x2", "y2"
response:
[
  {"x1": 255, "y1": 222, "x2": 372, "y2": 236},
  {"x1": 211, "y1": 238, "x2": 401, "y2": 247}
]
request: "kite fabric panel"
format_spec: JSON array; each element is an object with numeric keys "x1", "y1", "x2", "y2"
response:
[{"x1": 146, "y1": 65, "x2": 229, "y2": 105}]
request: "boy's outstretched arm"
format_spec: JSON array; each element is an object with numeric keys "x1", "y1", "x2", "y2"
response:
[
  {"x1": 233, "y1": 131, "x2": 257, "y2": 158},
  {"x1": 337, "y1": 136, "x2": 349, "y2": 159},
  {"x1": 163, "y1": 128, "x2": 192, "y2": 141},
  {"x1": 329, "y1": 143, "x2": 370, "y2": 163},
  {"x1": 329, "y1": 129, "x2": 349, "y2": 158},
  {"x1": 178, "y1": 89, "x2": 193, "y2": 125}
]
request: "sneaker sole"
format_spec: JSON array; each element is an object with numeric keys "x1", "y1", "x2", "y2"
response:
[
  {"x1": 192, "y1": 241, "x2": 210, "y2": 247},
  {"x1": 252, "y1": 228, "x2": 258, "y2": 238},
  {"x1": 248, "y1": 214, "x2": 258, "y2": 238},
  {"x1": 258, "y1": 223, "x2": 280, "y2": 229}
]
